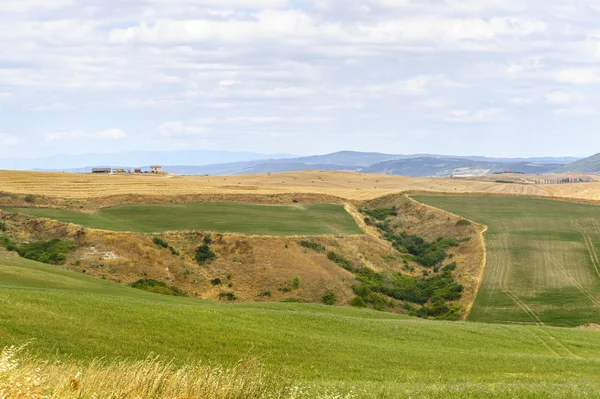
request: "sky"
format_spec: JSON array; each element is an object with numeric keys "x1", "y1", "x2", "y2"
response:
[{"x1": 1, "y1": 0, "x2": 600, "y2": 159}]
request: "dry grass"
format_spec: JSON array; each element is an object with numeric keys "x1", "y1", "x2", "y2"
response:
[
  {"x1": 0, "y1": 345, "x2": 322, "y2": 399},
  {"x1": 4, "y1": 170, "x2": 600, "y2": 204},
  {"x1": 0, "y1": 194, "x2": 484, "y2": 312}
]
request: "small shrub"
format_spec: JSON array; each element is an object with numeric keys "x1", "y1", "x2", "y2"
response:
[
  {"x1": 260, "y1": 290, "x2": 272, "y2": 297},
  {"x1": 292, "y1": 276, "x2": 301, "y2": 289},
  {"x1": 327, "y1": 251, "x2": 354, "y2": 272},
  {"x1": 195, "y1": 245, "x2": 216, "y2": 265},
  {"x1": 203, "y1": 234, "x2": 213, "y2": 245},
  {"x1": 16, "y1": 238, "x2": 76, "y2": 265},
  {"x1": 211, "y1": 278, "x2": 222, "y2": 286},
  {"x1": 24, "y1": 194, "x2": 36, "y2": 203},
  {"x1": 362, "y1": 207, "x2": 397, "y2": 221},
  {"x1": 169, "y1": 246, "x2": 180, "y2": 256},
  {"x1": 456, "y1": 219, "x2": 471, "y2": 227},
  {"x1": 0, "y1": 221, "x2": 6, "y2": 232},
  {"x1": 130, "y1": 279, "x2": 187, "y2": 297},
  {"x1": 282, "y1": 286, "x2": 292, "y2": 293},
  {"x1": 322, "y1": 290, "x2": 337, "y2": 305},
  {"x1": 152, "y1": 237, "x2": 169, "y2": 249},
  {"x1": 350, "y1": 296, "x2": 367, "y2": 308},
  {"x1": 218, "y1": 291, "x2": 238, "y2": 301},
  {"x1": 299, "y1": 239, "x2": 326, "y2": 252},
  {"x1": 0, "y1": 235, "x2": 17, "y2": 251}
]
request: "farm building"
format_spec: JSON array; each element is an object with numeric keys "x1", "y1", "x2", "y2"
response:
[
  {"x1": 134, "y1": 168, "x2": 142, "y2": 173},
  {"x1": 150, "y1": 165, "x2": 163, "y2": 174},
  {"x1": 92, "y1": 168, "x2": 111, "y2": 174}
]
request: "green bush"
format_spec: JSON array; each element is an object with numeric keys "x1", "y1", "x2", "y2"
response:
[
  {"x1": 322, "y1": 290, "x2": 337, "y2": 305},
  {"x1": 16, "y1": 238, "x2": 76, "y2": 265},
  {"x1": 456, "y1": 219, "x2": 471, "y2": 226},
  {"x1": 211, "y1": 278, "x2": 222, "y2": 285},
  {"x1": 195, "y1": 245, "x2": 216, "y2": 265},
  {"x1": 129, "y1": 279, "x2": 187, "y2": 297},
  {"x1": 352, "y1": 265, "x2": 463, "y2": 316},
  {"x1": 218, "y1": 292, "x2": 238, "y2": 301},
  {"x1": 292, "y1": 276, "x2": 301, "y2": 289},
  {"x1": 299, "y1": 239, "x2": 326, "y2": 252},
  {"x1": 327, "y1": 251, "x2": 354, "y2": 272},
  {"x1": 24, "y1": 194, "x2": 36, "y2": 203},
  {"x1": 350, "y1": 296, "x2": 367, "y2": 308},
  {"x1": 0, "y1": 235, "x2": 17, "y2": 251},
  {"x1": 203, "y1": 234, "x2": 213, "y2": 245},
  {"x1": 152, "y1": 237, "x2": 169, "y2": 248},
  {"x1": 0, "y1": 221, "x2": 6, "y2": 232},
  {"x1": 362, "y1": 207, "x2": 397, "y2": 221},
  {"x1": 259, "y1": 290, "x2": 272, "y2": 297}
]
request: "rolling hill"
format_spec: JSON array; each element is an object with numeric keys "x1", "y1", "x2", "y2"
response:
[
  {"x1": 562, "y1": 152, "x2": 600, "y2": 173},
  {"x1": 2, "y1": 252, "x2": 600, "y2": 397}
]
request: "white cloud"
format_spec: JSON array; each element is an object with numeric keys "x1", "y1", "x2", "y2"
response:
[
  {"x1": 511, "y1": 97, "x2": 535, "y2": 105},
  {"x1": 553, "y1": 69, "x2": 600, "y2": 84},
  {"x1": 553, "y1": 107, "x2": 597, "y2": 116},
  {"x1": 3, "y1": 0, "x2": 600, "y2": 158},
  {"x1": 446, "y1": 108, "x2": 505, "y2": 123},
  {"x1": 545, "y1": 91, "x2": 577, "y2": 105},
  {"x1": 0, "y1": 134, "x2": 18, "y2": 146},
  {"x1": 45, "y1": 129, "x2": 127, "y2": 141},
  {"x1": 158, "y1": 122, "x2": 205, "y2": 137},
  {"x1": 97, "y1": 129, "x2": 127, "y2": 139}
]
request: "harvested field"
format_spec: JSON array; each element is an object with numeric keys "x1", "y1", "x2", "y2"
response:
[
  {"x1": 4, "y1": 170, "x2": 600, "y2": 203},
  {"x1": 414, "y1": 196, "x2": 600, "y2": 327},
  {"x1": 1, "y1": 203, "x2": 362, "y2": 236}
]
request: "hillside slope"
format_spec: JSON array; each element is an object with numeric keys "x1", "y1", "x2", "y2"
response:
[
  {"x1": 562, "y1": 152, "x2": 600, "y2": 173},
  {"x1": 0, "y1": 195, "x2": 485, "y2": 316},
  {"x1": 415, "y1": 195, "x2": 600, "y2": 327},
  {"x1": 2, "y1": 253, "x2": 600, "y2": 397}
]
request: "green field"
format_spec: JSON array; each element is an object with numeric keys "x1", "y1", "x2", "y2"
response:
[
  {"x1": 0, "y1": 203, "x2": 362, "y2": 236},
  {"x1": 413, "y1": 196, "x2": 600, "y2": 327},
  {"x1": 1, "y1": 253, "x2": 600, "y2": 397}
]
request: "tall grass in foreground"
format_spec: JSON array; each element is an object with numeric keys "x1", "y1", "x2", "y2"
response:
[
  {"x1": 2, "y1": 345, "x2": 600, "y2": 399},
  {"x1": 0, "y1": 346, "x2": 326, "y2": 399}
]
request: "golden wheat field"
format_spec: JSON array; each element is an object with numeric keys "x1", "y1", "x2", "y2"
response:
[{"x1": 2, "y1": 170, "x2": 600, "y2": 202}]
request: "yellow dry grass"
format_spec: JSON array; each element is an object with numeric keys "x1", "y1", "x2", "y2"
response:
[
  {"x1": 4, "y1": 170, "x2": 600, "y2": 203},
  {"x1": 0, "y1": 345, "x2": 304, "y2": 399}
]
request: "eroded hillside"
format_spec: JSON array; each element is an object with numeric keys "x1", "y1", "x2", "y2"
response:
[{"x1": 0, "y1": 193, "x2": 485, "y2": 319}]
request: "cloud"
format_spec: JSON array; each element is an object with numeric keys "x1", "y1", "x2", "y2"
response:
[
  {"x1": 157, "y1": 122, "x2": 205, "y2": 137},
  {"x1": 510, "y1": 97, "x2": 535, "y2": 105},
  {"x1": 545, "y1": 91, "x2": 576, "y2": 105},
  {"x1": 553, "y1": 107, "x2": 597, "y2": 116},
  {"x1": 0, "y1": 134, "x2": 18, "y2": 146},
  {"x1": 553, "y1": 69, "x2": 600, "y2": 84},
  {"x1": 446, "y1": 108, "x2": 505, "y2": 123},
  {"x1": 3, "y1": 0, "x2": 600, "y2": 158},
  {"x1": 45, "y1": 129, "x2": 127, "y2": 141}
]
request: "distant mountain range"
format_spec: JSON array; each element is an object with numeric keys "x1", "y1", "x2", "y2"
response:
[
  {"x1": 0, "y1": 150, "x2": 295, "y2": 171},
  {"x1": 14, "y1": 150, "x2": 596, "y2": 177}
]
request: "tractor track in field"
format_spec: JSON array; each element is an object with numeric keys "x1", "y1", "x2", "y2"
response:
[
  {"x1": 573, "y1": 220, "x2": 600, "y2": 279},
  {"x1": 497, "y1": 233, "x2": 545, "y2": 326},
  {"x1": 539, "y1": 240, "x2": 600, "y2": 308}
]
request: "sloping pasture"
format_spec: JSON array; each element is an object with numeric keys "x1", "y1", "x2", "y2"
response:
[{"x1": 413, "y1": 196, "x2": 600, "y2": 327}]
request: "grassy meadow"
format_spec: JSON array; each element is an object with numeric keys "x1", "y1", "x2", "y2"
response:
[
  {"x1": 1, "y1": 253, "x2": 600, "y2": 397},
  {"x1": 413, "y1": 196, "x2": 600, "y2": 328},
  {"x1": 0, "y1": 203, "x2": 362, "y2": 236}
]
